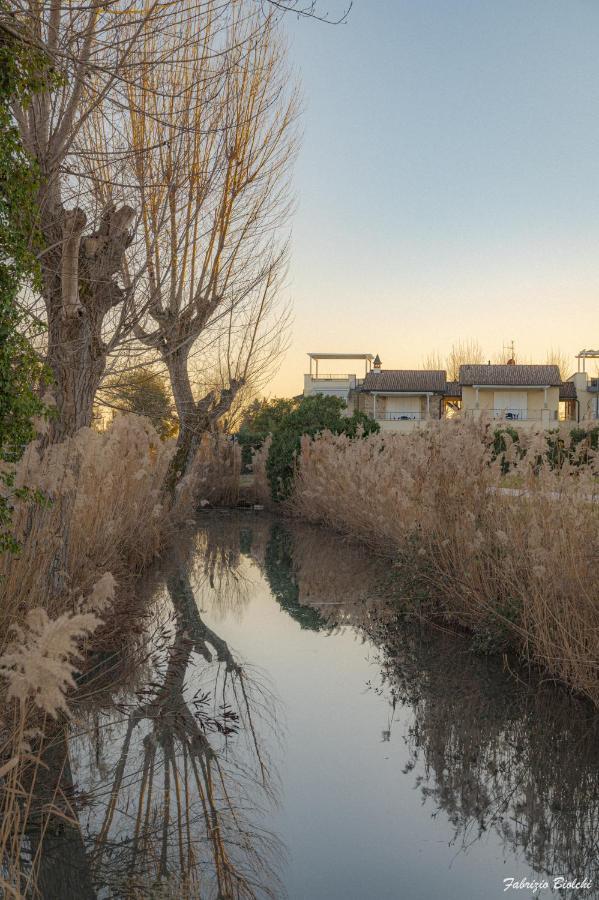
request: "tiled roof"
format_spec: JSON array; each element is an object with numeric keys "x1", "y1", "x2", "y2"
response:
[
  {"x1": 444, "y1": 381, "x2": 462, "y2": 397},
  {"x1": 559, "y1": 381, "x2": 577, "y2": 400},
  {"x1": 459, "y1": 364, "x2": 561, "y2": 387},
  {"x1": 361, "y1": 369, "x2": 446, "y2": 393}
]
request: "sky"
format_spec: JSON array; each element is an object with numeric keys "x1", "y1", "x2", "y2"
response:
[{"x1": 268, "y1": 0, "x2": 599, "y2": 395}]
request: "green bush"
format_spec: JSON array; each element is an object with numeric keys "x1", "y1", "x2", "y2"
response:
[
  {"x1": 236, "y1": 397, "x2": 300, "y2": 469},
  {"x1": 265, "y1": 394, "x2": 379, "y2": 502}
]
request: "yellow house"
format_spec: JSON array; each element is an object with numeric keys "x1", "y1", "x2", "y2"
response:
[
  {"x1": 355, "y1": 358, "x2": 447, "y2": 433},
  {"x1": 459, "y1": 363, "x2": 562, "y2": 426}
]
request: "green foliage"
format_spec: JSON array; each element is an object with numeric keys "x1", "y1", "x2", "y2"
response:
[
  {"x1": 265, "y1": 394, "x2": 379, "y2": 502},
  {"x1": 263, "y1": 524, "x2": 327, "y2": 631},
  {"x1": 101, "y1": 369, "x2": 178, "y2": 439},
  {"x1": 567, "y1": 426, "x2": 599, "y2": 465},
  {"x1": 0, "y1": 17, "x2": 54, "y2": 551},
  {"x1": 492, "y1": 426, "x2": 521, "y2": 474},
  {"x1": 236, "y1": 396, "x2": 300, "y2": 468}
]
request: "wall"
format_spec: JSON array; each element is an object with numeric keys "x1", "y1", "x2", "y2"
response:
[
  {"x1": 571, "y1": 373, "x2": 598, "y2": 421},
  {"x1": 303, "y1": 374, "x2": 357, "y2": 401},
  {"x1": 461, "y1": 385, "x2": 559, "y2": 423}
]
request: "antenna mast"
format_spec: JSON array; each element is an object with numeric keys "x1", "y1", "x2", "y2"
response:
[{"x1": 503, "y1": 339, "x2": 516, "y2": 363}]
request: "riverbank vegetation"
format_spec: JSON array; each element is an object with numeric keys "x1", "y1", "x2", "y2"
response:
[
  {"x1": 0, "y1": 1, "x2": 298, "y2": 892},
  {"x1": 243, "y1": 394, "x2": 378, "y2": 501},
  {"x1": 285, "y1": 419, "x2": 599, "y2": 707}
]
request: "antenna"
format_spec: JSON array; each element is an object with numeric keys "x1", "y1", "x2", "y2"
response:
[{"x1": 503, "y1": 339, "x2": 516, "y2": 363}]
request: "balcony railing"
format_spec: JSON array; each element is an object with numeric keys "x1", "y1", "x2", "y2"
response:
[
  {"x1": 377, "y1": 411, "x2": 424, "y2": 421},
  {"x1": 465, "y1": 409, "x2": 550, "y2": 421},
  {"x1": 305, "y1": 373, "x2": 356, "y2": 380}
]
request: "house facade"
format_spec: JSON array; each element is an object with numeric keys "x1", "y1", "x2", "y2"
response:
[
  {"x1": 458, "y1": 363, "x2": 562, "y2": 426},
  {"x1": 302, "y1": 351, "x2": 593, "y2": 433},
  {"x1": 354, "y1": 358, "x2": 447, "y2": 433}
]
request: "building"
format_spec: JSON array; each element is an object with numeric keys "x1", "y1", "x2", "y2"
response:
[
  {"x1": 354, "y1": 357, "x2": 447, "y2": 432},
  {"x1": 458, "y1": 362, "x2": 562, "y2": 425},
  {"x1": 302, "y1": 351, "x2": 593, "y2": 433},
  {"x1": 566, "y1": 350, "x2": 599, "y2": 421},
  {"x1": 303, "y1": 353, "x2": 374, "y2": 405}
]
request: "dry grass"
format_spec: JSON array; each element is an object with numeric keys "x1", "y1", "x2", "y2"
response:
[
  {"x1": 0, "y1": 417, "x2": 243, "y2": 635},
  {"x1": 249, "y1": 435, "x2": 272, "y2": 507},
  {"x1": 191, "y1": 432, "x2": 241, "y2": 507},
  {"x1": 291, "y1": 419, "x2": 599, "y2": 706},
  {"x1": 0, "y1": 415, "x2": 242, "y2": 896},
  {"x1": 0, "y1": 574, "x2": 116, "y2": 898},
  {"x1": 0, "y1": 415, "x2": 173, "y2": 637}
]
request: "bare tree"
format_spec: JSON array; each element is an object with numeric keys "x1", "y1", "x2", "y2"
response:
[
  {"x1": 421, "y1": 349, "x2": 444, "y2": 371},
  {"x1": 8, "y1": 0, "x2": 293, "y2": 442},
  {"x1": 545, "y1": 347, "x2": 572, "y2": 381},
  {"x1": 116, "y1": 5, "x2": 297, "y2": 484},
  {"x1": 423, "y1": 339, "x2": 484, "y2": 381}
]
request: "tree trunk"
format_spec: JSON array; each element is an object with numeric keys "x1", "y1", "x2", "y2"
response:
[
  {"x1": 46, "y1": 305, "x2": 107, "y2": 440},
  {"x1": 164, "y1": 346, "x2": 243, "y2": 495},
  {"x1": 165, "y1": 347, "x2": 199, "y2": 491},
  {"x1": 39, "y1": 199, "x2": 134, "y2": 441}
]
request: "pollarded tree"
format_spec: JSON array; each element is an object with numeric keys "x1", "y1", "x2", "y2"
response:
[
  {"x1": 119, "y1": 4, "x2": 297, "y2": 483},
  {"x1": 7, "y1": 0, "x2": 258, "y2": 441}
]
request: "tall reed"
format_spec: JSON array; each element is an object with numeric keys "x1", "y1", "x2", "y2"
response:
[
  {"x1": 291, "y1": 419, "x2": 599, "y2": 705},
  {"x1": 0, "y1": 414, "x2": 242, "y2": 895}
]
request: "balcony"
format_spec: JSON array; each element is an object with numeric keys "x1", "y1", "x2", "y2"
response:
[
  {"x1": 377, "y1": 411, "x2": 425, "y2": 421},
  {"x1": 465, "y1": 409, "x2": 556, "y2": 422},
  {"x1": 305, "y1": 373, "x2": 355, "y2": 380}
]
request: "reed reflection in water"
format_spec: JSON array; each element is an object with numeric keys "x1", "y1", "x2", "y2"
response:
[{"x1": 17, "y1": 513, "x2": 599, "y2": 899}]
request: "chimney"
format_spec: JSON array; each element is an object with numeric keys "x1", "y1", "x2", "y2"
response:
[
  {"x1": 507, "y1": 358, "x2": 516, "y2": 365},
  {"x1": 373, "y1": 354, "x2": 381, "y2": 374}
]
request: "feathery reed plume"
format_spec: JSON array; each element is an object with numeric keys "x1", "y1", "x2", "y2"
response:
[{"x1": 291, "y1": 420, "x2": 599, "y2": 705}]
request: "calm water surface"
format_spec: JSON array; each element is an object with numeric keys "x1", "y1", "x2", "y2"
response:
[{"x1": 32, "y1": 513, "x2": 599, "y2": 899}]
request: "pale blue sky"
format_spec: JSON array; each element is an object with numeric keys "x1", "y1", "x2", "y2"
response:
[{"x1": 272, "y1": 0, "x2": 599, "y2": 393}]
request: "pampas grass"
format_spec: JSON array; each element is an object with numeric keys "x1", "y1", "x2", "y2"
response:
[
  {"x1": 0, "y1": 575, "x2": 115, "y2": 899},
  {"x1": 250, "y1": 434, "x2": 272, "y2": 507},
  {"x1": 291, "y1": 419, "x2": 599, "y2": 706},
  {"x1": 191, "y1": 432, "x2": 242, "y2": 507},
  {"x1": 0, "y1": 414, "x2": 242, "y2": 897}
]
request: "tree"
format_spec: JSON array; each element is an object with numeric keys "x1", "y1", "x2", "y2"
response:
[
  {"x1": 545, "y1": 347, "x2": 571, "y2": 381},
  {"x1": 10, "y1": 1, "x2": 275, "y2": 441},
  {"x1": 124, "y1": 5, "x2": 297, "y2": 488},
  {"x1": 423, "y1": 339, "x2": 485, "y2": 381},
  {"x1": 265, "y1": 394, "x2": 379, "y2": 502},
  {"x1": 99, "y1": 368, "x2": 177, "y2": 439}
]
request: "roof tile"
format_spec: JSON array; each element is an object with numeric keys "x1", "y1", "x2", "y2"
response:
[
  {"x1": 459, "y1": 364, "x2": 561, "y2": 387},
  {"x1": 361, "y1": 370, "x2": 447, "y2": 392}
]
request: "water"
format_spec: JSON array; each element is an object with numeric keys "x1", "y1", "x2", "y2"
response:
[{"x1": 29, "y1": 513, "x2": 599, "y2": 899}]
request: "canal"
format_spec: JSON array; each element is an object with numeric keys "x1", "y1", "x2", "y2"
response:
[{"x1": 33, "y1": 512, "x2": 599, "y2": 899}]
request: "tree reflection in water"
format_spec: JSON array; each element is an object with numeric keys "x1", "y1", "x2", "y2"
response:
[
  {"x1": 31, "y1": 537, "x2": 284, "y2": 899},
  {"x1": 22, "y1": 513, "x2": 599, "y2": 899}
]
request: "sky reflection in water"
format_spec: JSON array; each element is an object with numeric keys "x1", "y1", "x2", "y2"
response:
[{"x1": 34, "y1": 513, "x2": 599, "y2": 900}]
